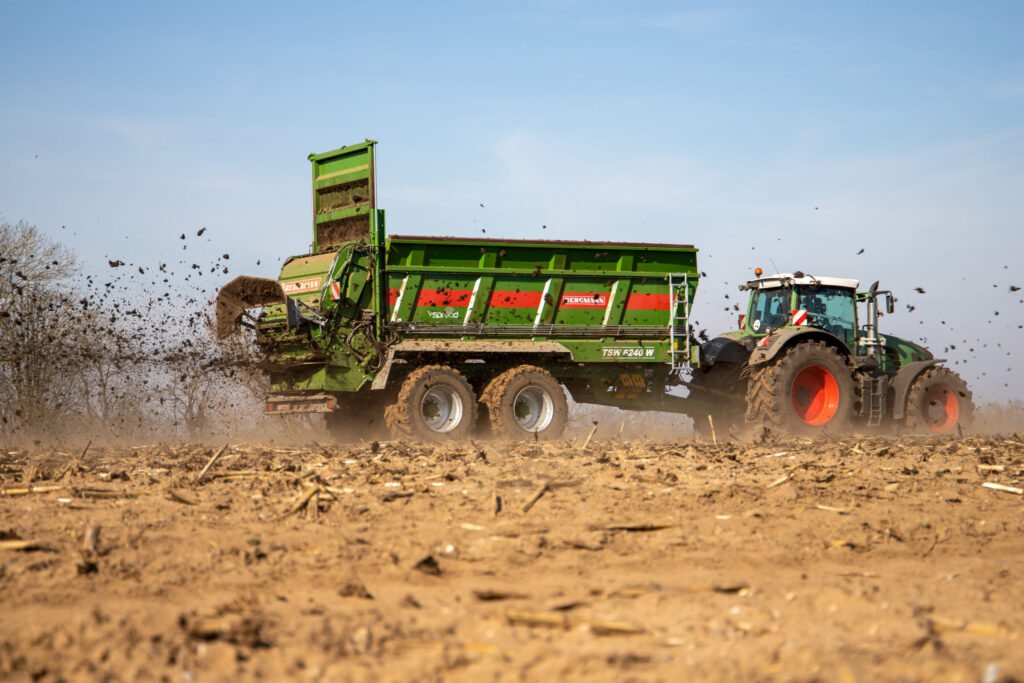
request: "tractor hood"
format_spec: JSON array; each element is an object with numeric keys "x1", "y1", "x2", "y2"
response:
[{"x1": 882, "y1": 333, "x2": 934, "y2": 365}]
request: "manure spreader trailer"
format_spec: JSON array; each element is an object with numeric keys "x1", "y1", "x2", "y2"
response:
[{"x1": 217, "y1": 140, "x2": 972, "y2": 440}]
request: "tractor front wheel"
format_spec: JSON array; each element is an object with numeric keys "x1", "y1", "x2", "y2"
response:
[
  {"x1": 746, "y1": 341, "x2": 856, "y2": 437},
  {"x1": 904, "y1": 367, "x2": 974, "y2": 435}
]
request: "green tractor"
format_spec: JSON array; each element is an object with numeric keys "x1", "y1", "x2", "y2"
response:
[{"x1": 691, "y1": 271, "x2": 973, "y2": 437}]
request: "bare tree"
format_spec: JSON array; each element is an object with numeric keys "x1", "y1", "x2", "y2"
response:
[
  {"x1": 70, "y1": 324, "x2": 156, "y2": 441},
  {"x1": 1, "y1": 219, "x2": 275, "y2": 443},
  {"x1": 163, "y1": 307, "x2": 268, "y2": 440},
  {"x1": 0, "y1": 221, "x2": 83, "y2": 439},
  {"x1": 0, "y1": 220, "x2": 75, "y2": 288}
]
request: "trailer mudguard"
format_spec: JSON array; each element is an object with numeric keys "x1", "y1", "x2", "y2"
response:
[
  {"x1": 370, "y1": 340, "x2": 573, "y2": 389},
  {"x1": 748, "y1": 327, "x2": 852, "y2": 367},
  {"x1": 890, "y1": 359, "x2": 942, "y2": 420}
]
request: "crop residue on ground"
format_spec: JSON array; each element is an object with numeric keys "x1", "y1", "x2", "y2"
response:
[{"x1": 2, "y1": 435, "x2": 1022, "y2": 680}]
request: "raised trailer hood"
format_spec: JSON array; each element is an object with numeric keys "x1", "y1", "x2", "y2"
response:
[
  {"x1": 215, "y1": 252, "x2": 339, "y2": 339},
  {"x1": 215, "y1": 276, "x2": 284, "y2": 339}
]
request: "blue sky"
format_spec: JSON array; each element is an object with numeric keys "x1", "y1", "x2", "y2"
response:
[{"x1": 2, "y1": 1, "x2": 1023, "y2": 402}]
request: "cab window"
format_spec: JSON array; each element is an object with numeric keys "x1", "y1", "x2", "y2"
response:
[
  {"x1": 748, "y1": 287, "x2": 790, "y2": 333},
  {"x1": 797, "y1": 286, "x2": 856, "y2": 344}
]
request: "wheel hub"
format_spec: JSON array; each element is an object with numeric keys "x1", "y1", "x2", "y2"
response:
[
  {"x1": 790, "y1": 365, "x2": 840, "y2": 426},
  {"x1": 420, "y1": 385, "x2": 464, "y2": 433},
  {"x1": 922, "y1": 385, "x2": 958, "y2": 433},
  {"x1": 512, "y1": 385, "x2": 555, "y2": 432}
]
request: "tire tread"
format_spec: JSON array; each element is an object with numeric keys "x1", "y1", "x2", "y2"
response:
[
  {"x1": 904, "y1": 366, "x2": 974, "y2": 434},
  {"x1": 384, "y1": 364, "x2": 476, "y2": 440},
  {"x1": 744, "y1": 341, "x2": 854, "y2": 438},
  {"x1": 480, "y1": 365, "x2": 566, "y2": 440}
]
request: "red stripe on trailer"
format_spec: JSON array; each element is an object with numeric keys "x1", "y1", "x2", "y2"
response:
[
  {"x1": 330, "y1": 282, "x2": 341, "y2": 301},
  {"x1": 385, "y1": 288, "x2": 675, "y2": 311},
  {"x1": 489, "y1": 290, "x2": 543, "y2": 308},
  {"x1": 415, "y1": 289, "x2": 474, "y2": 307},
  {"x1": 625, "y1": 293, "x2": 672, "y2": 310},
  {"x1": 792, "y1": 309, "x2": 808, "y2": 326}
]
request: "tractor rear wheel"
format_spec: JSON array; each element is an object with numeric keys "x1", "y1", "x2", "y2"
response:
[
  {"x1": 745, "y1": 341, "x2": 855, "y2": 437},
  {"x1": 385, "y1": 365, "x2": 478, "y2": 441},
  {"x1": 481, "y1": 365, "x2": 568, "y2": 440},
  {"x1": 904, "y1": 367, "x2": 974, "y2": 435}
]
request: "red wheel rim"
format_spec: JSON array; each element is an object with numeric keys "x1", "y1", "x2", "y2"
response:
[
  {"x1": 923, "y1": 385, "x2": 959, "y2": 433},
  {"x1": 790, "y1": 365, "x2": 840, "y2": 426}
]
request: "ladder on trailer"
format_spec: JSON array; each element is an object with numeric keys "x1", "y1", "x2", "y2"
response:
[{"x1": 668, "y1": 273, "x2": 691, "y2": 370}]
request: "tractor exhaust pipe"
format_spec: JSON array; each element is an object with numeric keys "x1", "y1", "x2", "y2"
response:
[{"x1": 862, "y1": 281, "x2": 881, "y2": 357}]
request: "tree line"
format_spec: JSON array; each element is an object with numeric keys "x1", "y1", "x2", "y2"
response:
[{"x1": 0, "y1": 219, "x2": 274, "y2": 444}]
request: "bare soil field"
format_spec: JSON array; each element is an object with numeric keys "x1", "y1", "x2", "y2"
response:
[{"x1": 2, "y1": 435, "x2": 1023, "y2": 682}]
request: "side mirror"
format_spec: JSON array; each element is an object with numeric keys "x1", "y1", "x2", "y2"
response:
[{"x1": 886, "y1": 294, "x2": 895, "y2": 315}]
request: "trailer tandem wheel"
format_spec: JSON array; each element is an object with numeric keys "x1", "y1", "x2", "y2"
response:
[
  {"x1": 481, "y1": 365, "x2": 568, "y2": 441},
  {"x1": 385, "y1": 365, "x2": 478, "y2": 441}
]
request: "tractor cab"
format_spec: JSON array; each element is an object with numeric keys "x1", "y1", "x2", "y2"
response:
[
  {"x1": 742, "y1": 271, "x2": 859, "y2": 344},
  {"x1": 739, "y1": 271, "x2": 906, "y2": 371}
]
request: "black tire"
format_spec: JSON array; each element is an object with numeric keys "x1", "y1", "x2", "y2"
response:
[
  {"x1": 688, "y1": 362, "x2": 747, "y2": 438},
  {"x1": 480, "y1": 365, "x2": 568, "y2": 440},
  {"x1": 384, "y1": 365, "x2": 478, "y2": 441},
  {"x1": 904, "y1": 367, "x2": 974, "y2": 435},
  {"x1": 745, "y1": 341, "x2": 856, "y2": 437}
]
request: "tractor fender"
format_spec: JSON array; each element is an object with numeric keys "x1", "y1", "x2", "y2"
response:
[
  {"x1": 748, "y1": 327, "x2": 852, "y2": 367},
  {"x1": 700, "y1": 335, "x2": 752, "y2": 367},
  {"x1": 891, "y1": 359, "x2": 942, "y2": 420}
]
